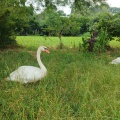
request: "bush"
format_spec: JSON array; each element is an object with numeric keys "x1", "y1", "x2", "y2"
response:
[
  {"x1": 82, "y1": 28, "x2": 112, "y2": 52},
  {"x1": 94, "y1": 28, "x2": 111, "y2": 52},
  {"x1": 0, "y1": 39, "x2": 17, "y2": 49}
]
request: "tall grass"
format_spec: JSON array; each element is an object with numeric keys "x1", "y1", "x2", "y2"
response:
[{"x1": 0, "y1": 36, "x2": 120, "y2": 120}]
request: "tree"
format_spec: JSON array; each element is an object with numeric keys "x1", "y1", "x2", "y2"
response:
[
  {"x1": 61, "y1": 16, "x2": 81, "y2": 36},
  {"x1": 76, "y1": 16, "x2": 89, "y2": 34},
  {"x1": 0, "y1": 0, "x2": 33, "y2": 48},
  {"x1": 57, "y1": 10, "x2": 66, "y2": 16},
  {"x1": 110, "y1": 7, "x2": 120, "y2": 14},
  {"x1": 97, "y1": 13, "x2": 120, "y2": 37},
  {"x1": 28, "y1": 0, "x2": 108, "y2": 15},
  {"x1": 14, "y1": 4, "x2": 35, "y2": 35},
  {"x1": 44, "y1": 10, "x2": 63, "y2": 48},
  {"x1": 82, "y1": 10, "x2": 120, "y2": 52},
  {"x1": 35, "y1": 9, "x2": 81, "y2": 48}
]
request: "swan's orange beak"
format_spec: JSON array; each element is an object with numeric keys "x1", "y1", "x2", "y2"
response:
[{"x1": 45, "y1": 49, "x2": 50, "y2": 54}]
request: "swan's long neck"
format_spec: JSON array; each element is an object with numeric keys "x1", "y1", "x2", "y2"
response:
[{"x1": 37, "y1": 48, "x2": 47, "y2": 72}]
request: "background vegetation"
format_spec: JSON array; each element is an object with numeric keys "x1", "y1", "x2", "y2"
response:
[{"x1": 0, "y1": 0, "x2": 120, "y2": 50}]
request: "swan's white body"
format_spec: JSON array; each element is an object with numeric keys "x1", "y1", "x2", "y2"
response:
[
  {"x1": 110, "y1": 57, "x2": 120, "y2": 65},
  {"x1": 7, "y1": 46, "x2": 50, "y2": 83}
]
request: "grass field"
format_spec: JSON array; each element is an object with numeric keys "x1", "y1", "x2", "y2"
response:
[
  {"x1": 16, "y1": 36, "x2": 82, "y2": 50},
  {"x1": 0, "y1": 36, "x2": 120, "y2": 120},
  {"x1": 16, "y1": 36, "x2": 120, "y2": 50}
]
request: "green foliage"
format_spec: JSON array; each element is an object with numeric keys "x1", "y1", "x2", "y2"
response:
[
  {"x1": 35, "y1": 12, "x2": 89, "y2": 37},
  {"x1": 0, "y1": 1, "x2": 16, "y2": 48},
  {"x1": 76, "y1": 16, "x2": 89, "y2": 34},
  {"x1": 82, "y1": 32, "x2": 91, "y2": 37},
  {"x1": 85, "y1": 11, "x2": 120, "y2": 52},
  {"x1": 60, "y1": 16, "x2": 81, "y2": 36},
  {"x1": 110, "y1": 7, "x2": 120, "y2": 14},
  {"x1": 0, "y1": 0, "x2": 34, "y2": 48},
  {"x1": 94, "y1": 28, "x2": 111, "y2": 52},
  {"x1": 90, "y1": 12, "x2": 120, "y2": 38},
  {"x1": 72, "y1": 0, "x2": 108, "y2": 15},
  {"x1": 82, "y1": 28, "x2": 112, "y2": 52},
  {"x1": 45, "y1": 11, "x2": 62, "y2": 36},
  {"x1": 39, "y1": 11, "x2": 81, "y2": 37},
  {"x1": 35, "y1": 10, "x2": 82, "y2": 48},
  {"x1": 1, "y1": 0, "x2": 119, "y2": 50},
  {"x1": 35, "y1": 0, "x2": 107, "y2": 11}
]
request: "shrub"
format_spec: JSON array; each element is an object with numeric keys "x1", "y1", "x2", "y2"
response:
[{"x1": 82, "y1": 28, "x2": 112, "y2": 52}]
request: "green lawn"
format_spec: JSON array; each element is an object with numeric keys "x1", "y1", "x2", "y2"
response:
[
  {"x1": 110, "y1": 39, "x2": 120, "y2": 48},
  {"x1": 0, "y1": 36, "x2": 120, "y2": 120},
  {"x1": 16, "y1": 36, "x2": 120, "y2": 50},
  {"x1": 16, "y1": 36, "x2": 82, "y2": 50}
]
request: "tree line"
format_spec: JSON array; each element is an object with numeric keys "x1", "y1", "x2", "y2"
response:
[{"x1": 0, "y1": 0, "x2": 120, "y2": 49}]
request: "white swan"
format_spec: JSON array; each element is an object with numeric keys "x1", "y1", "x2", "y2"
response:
[
  {"x1": 110, "y1": 57, "x2": 120, "y2": 64},
  {"x1": 6, "y1": 46, "x2": 50, "y2": 83}
]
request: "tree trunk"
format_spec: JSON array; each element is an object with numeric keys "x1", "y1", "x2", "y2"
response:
[{"x1": 58, "y1": 32, "x2": 63, "y2": 49}]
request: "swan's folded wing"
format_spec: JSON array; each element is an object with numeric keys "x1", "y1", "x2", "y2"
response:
[{"x1": 9, "y1": 66, "x2": 47, "y2": 83}]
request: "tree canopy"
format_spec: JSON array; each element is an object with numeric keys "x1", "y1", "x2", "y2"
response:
[
  {"x1": 0, "y1": 0, "x2": 34, "y2": 48},
  {"x1": 26, "y1": 0, "x2": 108, "y2": 14}
]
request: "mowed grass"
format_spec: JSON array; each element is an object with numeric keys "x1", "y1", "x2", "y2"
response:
[
  {"x1": 0, "y1": 36, "x2": 120, "y2": 120},
  {"x1": 16, "y1": 36, "x2": 82, "y2": 50},
  {"x1": 16, "y1": 36, "x2": 120, "y2": 50}
]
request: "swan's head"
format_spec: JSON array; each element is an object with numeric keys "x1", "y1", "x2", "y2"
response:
[{"x1": 39, "y1": 46, "x2": 50, "y2": 53}]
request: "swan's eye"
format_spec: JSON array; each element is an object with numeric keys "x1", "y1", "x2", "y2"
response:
[
  {"x1": 44, "y1": 47, "x2": 47, "y2": 50},
  {"x1": 44, "y1": 47, "x2": 50, "y2": 53}
]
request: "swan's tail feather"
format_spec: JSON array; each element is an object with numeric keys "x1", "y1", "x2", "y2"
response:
[{"x1": 110, "y1": 61, "x2": 118, "y2": 64}]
